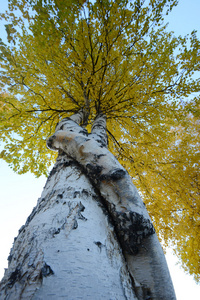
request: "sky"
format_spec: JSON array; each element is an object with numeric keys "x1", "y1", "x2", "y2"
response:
[{"x1": 0, "y1": 1, "x2": 200, "y2": 299}]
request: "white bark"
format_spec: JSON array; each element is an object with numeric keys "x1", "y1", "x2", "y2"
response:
[
  {"x1": 0, "y1": 154, "x2": 136, "y2": 300},
  {"x1": 0, "y1": 111, "x2": 176, "y2": 299},
  {"x1": 46, "y1": 112, "x2": 176, "y2": 300}
]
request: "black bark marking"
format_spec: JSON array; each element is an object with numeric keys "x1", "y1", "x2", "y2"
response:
[
  {"x1": 46, "y1": 135, "x2": 55, "y2": 149},
  {"x1": 57, "y1": 194, "x2": 63, "y2": 199},
  {"x1": 86, "y1": 163, "x2": 103, "y2": 178},
  {"x1": 94, "y1": 241, "x2": 102, "y2": 247},
  {"x1": 55, "y1": 117, "x2": 70, "y2": 128},
  {"x1": 48, "y1": 164, "x2": 60, "y2": 177},
  {"x1": 48, "y1": 160, "x2": 77, "y2": 179},
  {"x1": 52, "y1": 228, "x2": 61, "y2": 236},
  {"x1": 79, "y1": 202, "x2": 85, "y2": 211},
  {"x1": 77, "y1": 202, "x2": 87, "y2": 221},
  {"x1": 40, "y1": 263, "x2": 54, "y2": 279},
  {"x1": 96, "y1": 139, "x2": 107, "y2": 147},
  {"x1": 113, "y1": 210, "x2": 155, "y2": 255},
  {"x1": 144, "y1": 288, "x2": 152, "y2": 300},
  {"x1": 73, "y1": 191, "x2": 80, "y2": 198},
  {"x1": 81, "y1": 189, "x2": 89, "y2": 197},
  {"x1": 8, "y1": 268, "x2": 21, "y2": 288},
  {"x1": 72, "y1": 219, "x2": 78, "y2": 229},
  {"x1": 63, "y1": 117, "x2": 71, "y2": 121},
  {"x1": 79, "y1": 129, "x2": 89, "y2": 136},
  {"x1": 7, "y1": 254, "x2": 12, "y2": 264},
  {"x1": 95, "y1": 154, "x2": 106, "y2": 159},
  {"x1": 100, "y1": 169, "x2": 127, "y2": 181},
  {"x1": 78, "y1": 213, "x2": 87, "y2": 221},
  {"x1": 18, "y1": 225, "x2": 26, "y2": 235},
  {"x1": 22, "y1": 203, "x2": 39, "y2": 230},
  {"x1": 67, "y1": 201, "x2": 87, "y2": 227},
  {"x1": 129, "y1": 272, "x2": 153, "y2": 300},
  {"x1": 24, "y1": 253, "x2": 29, "y2": 260},
  {"x1": 23, "y1": 196, "x2": 47, "y2": 229},
  {"x1": 94, "y1": 241, "x2": 104, "y2": 252}
]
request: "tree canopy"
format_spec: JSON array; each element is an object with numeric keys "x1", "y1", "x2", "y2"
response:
[{"x1": 0, "y1": 0, "x2": 199, "y2": 281}]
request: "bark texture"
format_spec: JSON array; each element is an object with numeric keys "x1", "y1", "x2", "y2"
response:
[
  {"x1": 46, "y1": 111, "x2": 176, "y2": 300},
  {"x1": 0, "y1": 111, "x2": 176, "y2": 299},
  {"x1": 0, "y1": 154, "x2": 136, "y2": 300}
]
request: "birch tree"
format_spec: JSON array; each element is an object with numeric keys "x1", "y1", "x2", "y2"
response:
[
  {"x1": 0, "y1": 0, "x2": 199, "y2": 296},
  {"x1": 0, "y1": 110, "x2": 176, "y2": 299}
]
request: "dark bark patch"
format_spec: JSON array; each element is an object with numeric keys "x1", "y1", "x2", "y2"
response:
[
  {"x1": 63, "y1": 117, "x2": 71, "y2": 121},
  {"x1": 78, "y1": 202, "x2": 85, "y2": 212},
  {"x1": 48, "y1": 160, "x2": 77, "y2": 179},
  {"x1": 40, "y1": 263, "x2": 54, "y2": 278},
  {"x1": 94, "y1": 154, "x2": 106, "y2": 159},
  {"x1": 25, "y1": 207, "x2": 37, "y2": 226},
  {"x1": 86, "y1": 163, "x2": 103, "y2": 178},
  {"x1": 55, "y1": 117, "x2": 70, "y2": 128},
  {"x1": 96, "y1": 139, "x2": 107, "y2": 147},
  {"x1": 112, "y1": 210, "x2": 155, "y2": 255},
  {"x1": 77, "y1": 202, "x2": 87, "y2": 221},
  {"x1": 94, "y1": 241, "x2": 102, "y2": 247},
  {"x1": 25, "y1": 196, "x2": 47, "y2": 227},
  {"x1": 7, "y1": 254, "x2": 12, "y2": 264},
  {"x1": 111, "y1": 169, "x2": 127, "y2": 180},
  {"x1": 143, "y1": 288, "x2": 152, "y2": 300},
  {"x1": 78, "y1": 213, "x2": 87, "y2": 221},
  {"x1": 8, "y1": 268, "x2": 21, "y2": 288},
  {"x1": 49, "y1": 164, "x2": 59, "y2": 177},
  {"x1": 18, "y1": 225, "x2": 26, "y2": 235},
  {"x1": 24, "y1": 253, "x2": 29, "y2": 260},
  {"x1": 68, "y1": 201, "x2": 87, "y2": 223},
  {"x1": 46, "y1": 136, "x2": 56, "y2": 150},
  {"x1": 54, "y1": 228, "x2": 61, "y2": 235},
  {"x1": 57, "y1": 193, "x2": 63, "y2": 199},
  {"x1": 100, "y1": 169, "x2": 127, "y2": 181},
  {"x1": 50, "y1": 227, "x2": 61, "y2": 237},
  {"x1": 72, "y1": 219, "x2": 78, "y2": 229},
  {"x1": 73, "y1": 191, "x2": 80, "y2": 198},
  {"x1": 94, "y1": 241, "x2": 104, "y2": 252},
  {"x1": 81, "y1": 189, "x2": 89, "y2": 197},
  {"x1": 63, "y1": 160, "x2": 76, "y2": 168},
  {"x1": 79, "y1": 129, "x2": 89, "y2": 136},
  {"x1": 130, "y1": 273, "x2": 152, "y2": 300}
]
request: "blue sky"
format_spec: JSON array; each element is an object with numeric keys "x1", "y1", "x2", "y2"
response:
[{"x1": 0, "y1": 1, "x2": 200, "y2": 299}]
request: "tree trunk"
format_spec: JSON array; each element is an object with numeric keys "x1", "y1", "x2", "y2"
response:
[
  {"x1": 0, "y1": 153, "x2": 137, "y2": 299},
  {"x1": 0, "y1": 112, "x2": 176, "y2": 299}
]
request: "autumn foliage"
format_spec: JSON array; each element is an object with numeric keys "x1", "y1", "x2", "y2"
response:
[{"x1": 0, "y1": 0, "x2": 199, "y2": 281}]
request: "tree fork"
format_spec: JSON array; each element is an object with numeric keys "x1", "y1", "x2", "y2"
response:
[
  {"x1": 0, "y1": 112, "x2": 176, "y2": 299},
  {"x1": 46, "y1": 111, "x2": 176, "y2": 299}
]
